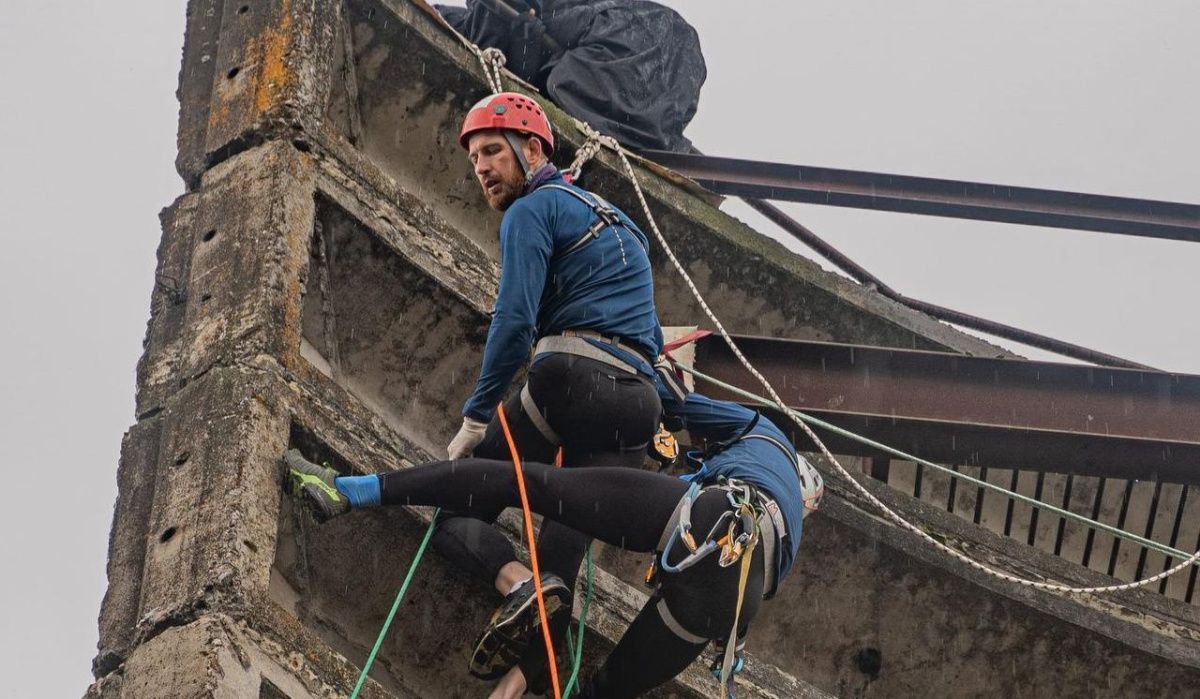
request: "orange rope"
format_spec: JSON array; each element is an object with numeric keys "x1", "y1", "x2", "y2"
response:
[{"x1": 497, "y1": 403, "x2": 562, "y2": 699}]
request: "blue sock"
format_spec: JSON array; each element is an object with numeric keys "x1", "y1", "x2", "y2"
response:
[{"x1": 335, "y1": 475, "x2": 381, "y2": 508}]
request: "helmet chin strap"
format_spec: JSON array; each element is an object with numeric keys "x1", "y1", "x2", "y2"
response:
[{"x1": 502, "y1": 131, "x2": 535, "y2": 182}]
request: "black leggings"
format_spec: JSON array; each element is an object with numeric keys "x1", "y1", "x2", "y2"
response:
[
  {"x1": 432, "y1": 353, "x2": 661, "y2": 682},
  {"x1": 380, "y1": 459, "x2": 764, "y2": 698}
]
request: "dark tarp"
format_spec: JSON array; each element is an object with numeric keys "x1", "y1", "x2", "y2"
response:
[{"x1": 437, "y1": 0, "x2": 706, "y2": 153}]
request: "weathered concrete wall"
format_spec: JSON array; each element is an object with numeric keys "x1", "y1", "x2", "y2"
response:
[
  {"x1": 92, "y1": 0, "x2": 1200, "y2": 697},
  {"x1": 92, "y1": 132, "x2": 828, "y2": 698}
]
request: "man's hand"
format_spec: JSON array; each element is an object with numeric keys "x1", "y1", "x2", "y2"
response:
[{"x1": 448, "y1": 417, "x2": 489, "y2": 459}]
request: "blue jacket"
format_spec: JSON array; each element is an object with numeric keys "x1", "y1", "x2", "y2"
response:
[
  {"x1": 463, "y1": 169, "x2": 664, "y2": 422},
  {"x1": 657, "y1": 383, "x2": 806, "y2": 581}
]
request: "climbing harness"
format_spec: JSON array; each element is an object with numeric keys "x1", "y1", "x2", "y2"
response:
[
  {"x1": 520, "y1": 181, "x2": 659, "y2": 443},
  {"x1": 655, "y1": 329, "x2": 711, "y2": 403},
  {"x1": 525, "y1": 330, "x2": 658, "y2": 450},
  {"x1": 518, "y1": 383, "x2": 562, "y2": 447},
  {"x1": 497, "y1": 401, "x2": 564, "y2": 699},
  {"x1": 657, "y1": 480, "x2": 762, "y2": 574},
  {"x1": 651, "y1": 477, "x2": 765, "y2": 696}
]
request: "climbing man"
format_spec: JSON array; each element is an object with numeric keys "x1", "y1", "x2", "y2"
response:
[
  {"x1": 439, "y1": 91, "x2": 666, "y2": 693},
  {"x1": 285, "y1": 374, "x2": 825, "y2": 698}
]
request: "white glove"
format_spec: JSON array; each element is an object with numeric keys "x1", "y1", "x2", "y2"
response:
[{"x1": 447, "y1": 417, "x2": 489, "y2": 459}]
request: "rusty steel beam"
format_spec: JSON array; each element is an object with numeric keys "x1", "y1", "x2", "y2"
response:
[
  {"x1": 642, "y1": 150, "x2": 1200, "y2": 243},
  {"x1": 743, "y1": 198, "x2": 1152, "y2": 369},
  {"x1": 693, "y1": 335, "x2": 1200, "y2": 484}
]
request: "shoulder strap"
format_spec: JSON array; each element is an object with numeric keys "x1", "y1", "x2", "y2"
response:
[
  {"x1": 539, "y1": 184, "x2": 649, "y2": 256},
  {"x1": 537, "y1": 183, "x2": 604, "y2": 211}
]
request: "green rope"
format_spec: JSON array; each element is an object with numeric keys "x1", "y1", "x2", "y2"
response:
[
  {"x1": 348, "y1": 509, "x2": 596, "y2": 698},
  {"x1": 562, "y1": 545, "x2": 595, "y2": 697},
  {"x1": 350, "y1": 508, "x2": 441, "y2": 699},
  {"x1": 676, "y1": 363, "x2": 1200, "y2": 567}
]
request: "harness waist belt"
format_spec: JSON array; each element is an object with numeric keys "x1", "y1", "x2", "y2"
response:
[{"x1": 534, "y1": 331, "x2": 648, "y2": 375}]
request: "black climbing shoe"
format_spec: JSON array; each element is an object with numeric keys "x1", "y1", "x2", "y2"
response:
[
  {"x1": 283, "y1": 449, "x2": 349, "y2": 523},
  {"x1": 468, "y1": 573, "x2": 572, "y2": 680}
]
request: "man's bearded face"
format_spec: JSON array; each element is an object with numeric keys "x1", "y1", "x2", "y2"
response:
[{"x1": 468, "y1": 131, "x2": 526, "y2": 211}]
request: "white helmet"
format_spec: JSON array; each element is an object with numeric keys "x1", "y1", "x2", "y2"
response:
[
  {"x1": 797, "y1": 455, "x2": 825, "y2": 518},
  {"x1": 740, "y1": 432, "x2": 825, "y2": 518}
]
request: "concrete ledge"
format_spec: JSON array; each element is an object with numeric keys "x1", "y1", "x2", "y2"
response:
[{"x1": 87, "y1": 611, "x2": 418, "y2": 699}]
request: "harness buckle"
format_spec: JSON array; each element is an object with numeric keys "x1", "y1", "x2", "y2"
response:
[{"x1": 597, "y1": 207, "x2": 621, "y2": 226}]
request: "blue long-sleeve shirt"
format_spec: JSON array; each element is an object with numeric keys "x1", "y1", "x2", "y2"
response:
[
  {"x1": 658, "y1": 383, "x2": 807, "y2": 582},
  {"x1": 463, "y1": 170, "x2": 664, "y2": 422}
]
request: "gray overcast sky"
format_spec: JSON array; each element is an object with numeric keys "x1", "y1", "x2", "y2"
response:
[{"x1": 1, "y1": 1, "x2": 1196, "y2": 696}]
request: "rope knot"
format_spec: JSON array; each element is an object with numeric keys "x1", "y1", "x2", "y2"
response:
[
  {"x1": 473, "y1": 46, "x2": 507, "y2": 93},
  {"x1": 567, "y1": 119, "x2": 620, "y2": 181},
  {"x1": 481, "y1": 47, "x2": 506, "y2": 68}
]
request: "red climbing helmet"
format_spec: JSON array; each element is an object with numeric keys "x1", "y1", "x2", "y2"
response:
[{"x1": 459, "y1": 92, "x2": 555, "y2": 156}]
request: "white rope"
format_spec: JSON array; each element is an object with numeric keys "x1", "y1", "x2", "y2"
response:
[
  {"x1": 566, "y1": 125, "x2": 616, "y2": 182},
  {"x1": 565, "y1": 121, "x2": 1200, "y2": 595},
  {"x1": 470, "y1": 45, "x2": 506, "y2": 94},
  {"x1": 435, "y1": 5, "x2": 507, "y2": 94}
]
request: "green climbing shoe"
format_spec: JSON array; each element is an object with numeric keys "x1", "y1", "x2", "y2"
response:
[
  {"x1": 468, "y1": 573, "x2": 572, "y2": 680},
  {"x1": 283, "y1": 449, "x2": 349, "y2": 523}
]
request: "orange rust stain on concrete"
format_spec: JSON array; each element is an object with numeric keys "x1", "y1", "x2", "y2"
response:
[
  {"x1": 208, "y1": 96, "x2": 232, "y2": 133},
  {"x1": 206, "y1": 0, "x2": 296, "y2": 135},
  {"x1": 277, "y1": 148, "x2": 316, "y2": 373},
  {"x1": 254, "y1": 0, "x2": 295, "y2": 116}
]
